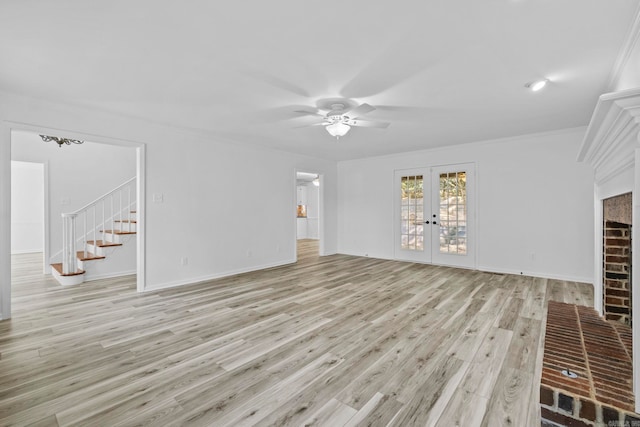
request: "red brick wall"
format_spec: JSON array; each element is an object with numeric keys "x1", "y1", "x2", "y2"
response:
[{"x1": 603, "y1": 220, "x2": 632, "y2": 325}]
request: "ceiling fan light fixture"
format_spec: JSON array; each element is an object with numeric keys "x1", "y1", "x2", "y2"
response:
[
  {"x1": 525, "y1": 78, "x2": 549, "y2": 92},
  {"x1": 326, "y1": 122, "x2": 350, "y2": 138}
]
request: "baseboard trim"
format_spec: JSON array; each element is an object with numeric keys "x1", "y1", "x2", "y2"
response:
[
  {"x1": 476, "y1": 265, "x2": 593, "y2": 285},
  {"x1": 145, "y1": 258, "x2": 297, "y2": 292},
  {"x1": 11, "y1": 249, "x2": 43, "y2": 255},
  {"x1": 337, "y1": 251, "x2": 593, "y2": 284},
  {"x1": 84, "y1": 270, "x2": 137, "y2": 282}
]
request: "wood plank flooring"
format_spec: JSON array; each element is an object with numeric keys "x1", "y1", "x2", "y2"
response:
[{"x1": 1, "y1": 240, "x2": 593, "y2": 426}]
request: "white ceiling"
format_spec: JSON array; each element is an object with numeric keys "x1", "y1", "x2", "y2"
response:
[{"x1": 1, "y1": 1, "x2": 638, "y2": 161}]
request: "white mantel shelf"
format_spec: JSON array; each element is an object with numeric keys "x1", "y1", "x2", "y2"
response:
[{"x1": 578, "y1": 87, "x2": 640, "y2": 183}]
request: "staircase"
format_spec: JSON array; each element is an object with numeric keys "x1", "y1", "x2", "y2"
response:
[{"x1": 51, "y1": 178, "x2": 137, "y2": 286}]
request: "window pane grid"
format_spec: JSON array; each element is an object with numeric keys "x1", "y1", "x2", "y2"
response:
[
  {"x1": 439, "y1": 171, "x2": 467, "y2": 255},
  {"x1": 400, "y1": 175, "x2": 423, "y2": 251}
]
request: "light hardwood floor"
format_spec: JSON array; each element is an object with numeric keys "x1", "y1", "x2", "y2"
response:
[{"x1": 1, "y1": 240, "x2": 593, "y2": 426}]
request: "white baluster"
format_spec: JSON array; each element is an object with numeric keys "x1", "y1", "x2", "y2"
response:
[
  {"x1": 110, "y1": 194, "x2": 114, "y2": 240},
  {"x1": 83, "y1": 212, "x2": 87, "y2": 259},
  {"x1": 100, "y1": 200, "x2": 107, "y2": 246},
  {"x1": 92, "y1": 205, "x2": 96, "y2": 256},
  {"x1": 119, "y1": 189, "x2": 122, "y2": 233},
  {"x1": 127, "y1": 185, "x2": 131, "y2": 232}
]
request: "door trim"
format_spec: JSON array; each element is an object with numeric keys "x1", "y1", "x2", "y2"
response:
[
  {"x1": 2, "y1": 121, "x2": 147, "y2": 320},
  {"x1": 393, "y1": 162, "x2": 477, "y2": 270}
]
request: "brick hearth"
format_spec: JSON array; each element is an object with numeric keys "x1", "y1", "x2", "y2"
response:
[{"x1": 541, "y1": 301, "x2": 638, "y2": 426}]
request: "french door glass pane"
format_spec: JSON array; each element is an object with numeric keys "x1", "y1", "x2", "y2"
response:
[
  {"x1": 439, "y1": 171, "x2": 467, "y2": 255},
  {"x1": 400, "y1": 175, "x2": 424, "y2": 251}
]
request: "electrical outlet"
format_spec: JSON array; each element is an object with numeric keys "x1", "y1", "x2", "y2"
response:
[
  {"x1": 181, "y1": 257, "x2": 188, "y2": 266},
  {"x1": 153, "y1": 193, "x2": 164, "y2": 203}
]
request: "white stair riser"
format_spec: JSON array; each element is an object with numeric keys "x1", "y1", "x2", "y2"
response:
[
  {"x1": 86, "y1": 244, "x2": 108, "y2": 256},
  {"x1": 103, "y1": 232, "x2": 123, "y2": 244},
  {"x1": 114, "y1": 223, "x2": 137, "y2": 232}
]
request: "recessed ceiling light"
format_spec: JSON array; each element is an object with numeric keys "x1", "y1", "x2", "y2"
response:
[{"x1": 525, "y1": 79, "x2": 549, "y2": 92}]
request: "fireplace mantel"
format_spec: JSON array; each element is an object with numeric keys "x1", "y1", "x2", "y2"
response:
[
  {"x1": 578, "y1": 86, "x2": 640, "y2": 414},
  {"x1": 578, "y1": 87, "x2": 640, "y2": 184}
]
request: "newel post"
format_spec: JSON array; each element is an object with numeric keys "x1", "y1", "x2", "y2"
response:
[{"x1": 61, "y1": 213, "x2": 77, "y2": 274}]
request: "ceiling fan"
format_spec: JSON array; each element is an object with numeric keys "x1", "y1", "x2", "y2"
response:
[{"x1": 295, "y1": 101, "x2": 390, "y2": 139}]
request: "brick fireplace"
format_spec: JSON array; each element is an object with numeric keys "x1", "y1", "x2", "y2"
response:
[
  {"x1": 577, "y1": 86, "x2": 640, "y2": 419},
  {"x1": 539, "y1": 192, "x2": 637, "y2": 426},
  {"x1": 603, "y1": 193, "x2": 632, "y2": 325}
]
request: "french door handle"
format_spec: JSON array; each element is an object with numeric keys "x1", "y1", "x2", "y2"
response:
[
  {"x1": 425, "y1": 221, "x2": 430, "y2": 224},
  {"x1": 433, "y1": 221, "x2": 437, "y2": 225}
]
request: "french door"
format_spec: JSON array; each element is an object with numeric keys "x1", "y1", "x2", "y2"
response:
[{"x1": 394, "y1": 163, "x2": 475, "y2": 268}]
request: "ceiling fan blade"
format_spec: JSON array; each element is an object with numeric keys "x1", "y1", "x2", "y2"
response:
[
  {"x1": 340, "y1": 28, "x2": 446, "y2": 98},
  {"x1": 292, "y1": 121, "x2": 327, "y2": 129},
  {"x1": 250, "y1": 105, "x2": 321, "y2": 123},
  {"x1": 375, "y1": 105, "x2": 447, "y2": 117},
  {"x1": 350, "y1": 119, "x2": 390, "y2": 129},
  {"x1": 243, "y1": 68, "x2": 311, "y2": 98},
  {"x1": 293, "y1": 109, "x2": 325, "y2": 118},
  {"x1": 347, "y1": 103, "x2": 376, "y2": 118}
]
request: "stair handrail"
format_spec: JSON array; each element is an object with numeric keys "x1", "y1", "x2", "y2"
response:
[
  {"x1": 68, "y1": 176, "x2": 136, "y2": 215},
  {"x1": 58, "y1": 177, "x2": 136, "y2": 275}
]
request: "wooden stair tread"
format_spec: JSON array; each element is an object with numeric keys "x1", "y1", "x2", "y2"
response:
[
  {"x1": 51, "y1": 263, "x2": 85, "y2": 276},
  {"x1": 76, "y1": 251, "x2": 105, "y2": 261},
  {"x1": 87, "y1": 240, "x2": 123, "y2": 248},
  {"x1": 100, "y1": 230, "x2": 137, "y2": 235},
  {"x1": 114, "y1": 219, "x2": 137, "y2": 223}
]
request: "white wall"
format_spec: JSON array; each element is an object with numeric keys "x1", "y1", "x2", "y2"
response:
[
  {"x1": 338, "y1": 127, "x2": 595, "y2": 283},
  {"x1": 0, "y1": 91, "x2": 339, "y2": 318},
  {"x1": 306, "y1": 183, "x2": 320, "y2": 239},
  {"x1": 612, "y1": 13, "x2": 640, "y2": 91},
  {"x1": 11, "y1": 161, "x2": 44, "y2": 254},
  {"x1": 11, "y1": 130, "x2": 136, "y2": 274}
]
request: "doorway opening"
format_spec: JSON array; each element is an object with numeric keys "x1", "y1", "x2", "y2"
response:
[
  {"x1": 295, "y1": 171, "x2": 322, "y2": 262},
  {"x1": 11, "y1": 160, "x2": 46, "y2": 294},
  {"x1": 3, "y1": 126, "x2": 146, "y2": 320},
  {"x1": 11, "y1": 161, "x2": 45, "y2": 260}
]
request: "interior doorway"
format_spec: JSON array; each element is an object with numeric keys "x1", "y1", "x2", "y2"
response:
[
  {"x1": 295, "y1": 171, "x2": 322, "y2": 261},
  {"x1": 3, "y1": 125, "x2": 146, "y2": 320},
  {"x1": 11, "y1": 161, "x2": 45, "y2": 260}
]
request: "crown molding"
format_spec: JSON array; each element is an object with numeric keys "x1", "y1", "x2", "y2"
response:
[
  {"x1": 578, "y1": 87, "x2": 640, "y2": 184},
  {"x1": 607, "y1": 3, "x2": 640, "y2": 91}
]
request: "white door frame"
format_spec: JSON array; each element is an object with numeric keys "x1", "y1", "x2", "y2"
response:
[
  {"x1": 393, "y1": 162, "x2": 477, "y2": 269},
  {"x1": 293, "y1": 169, "x2": 324, "y2": 261},
  {"x1": 1, "y1": 121, "x2": 147, "y2": 320}
]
